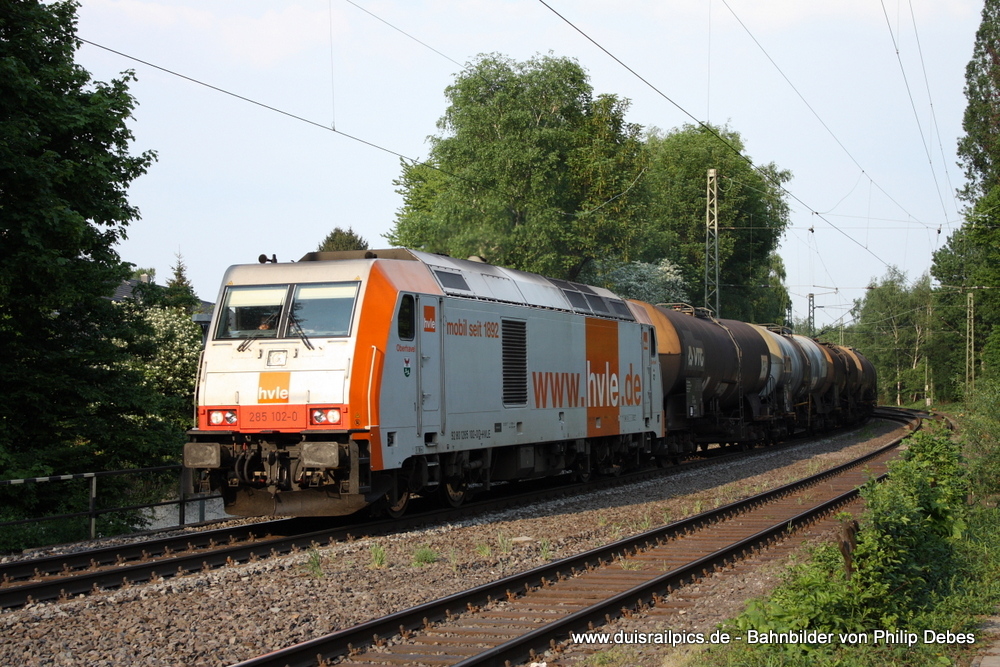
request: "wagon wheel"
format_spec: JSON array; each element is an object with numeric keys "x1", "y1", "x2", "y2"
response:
[
  {"x1": 441, "y1": 480, "x2": 468, "y2": 508},
  {"x1": 384, "y1": 490, "x2": 410, "y2": 519}
]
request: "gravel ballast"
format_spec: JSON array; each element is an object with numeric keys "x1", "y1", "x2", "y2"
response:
[{"x1": 0, "y1": 422, "x2": 902, "y2": 666}]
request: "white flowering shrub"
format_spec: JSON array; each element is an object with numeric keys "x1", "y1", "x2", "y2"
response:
[
  {"x1": 140, "y1": 306, "x2": 203, "y2": 399},
  {"x1": 602, "y1": 258, "x2": 689, "y2": 305}
]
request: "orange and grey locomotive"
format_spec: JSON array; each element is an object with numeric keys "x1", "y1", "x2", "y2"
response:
[{"x1": 183, "y1": 249, "x2": 876, "y2": 517}]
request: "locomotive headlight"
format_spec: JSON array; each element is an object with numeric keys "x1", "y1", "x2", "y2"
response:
[
  {"x1": 310, "y1": 407, "x2": 343, "y2": 426},
  {"x1": 208, "y1": 410, "x2": 238, "y2": 426}
]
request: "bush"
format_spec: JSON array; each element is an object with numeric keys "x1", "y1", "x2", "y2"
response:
[{"x1": 709, "y1": 426, "x2": 976, "y2": 664}]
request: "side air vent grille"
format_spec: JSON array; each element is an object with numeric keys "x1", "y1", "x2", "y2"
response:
[{"x1": 501, "y1": 319, "x2": 527, "y2": 405}]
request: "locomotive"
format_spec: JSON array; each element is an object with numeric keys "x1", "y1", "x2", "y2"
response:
[{"x1": 183, "y1": 249, "x2": 877, "y2": 517}]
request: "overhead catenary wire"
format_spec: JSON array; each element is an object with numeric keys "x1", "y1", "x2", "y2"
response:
[
  {"x1": 907, "y1": 0, "x2": 962, "y2": 230},
  {"x1": 76, "y1": 0, "x2": 955, "y2": 314},
  {"x1": 78, "y1": 36, "x2": 640, "y2": 226},
  {"x1": 879, "y1": 0, "x2": 952, "y2": 228},
  {"x1": 348, "y1": 0, "x2": 912, "y2": 283},
  {"x1": 78, "y1": 39, "x2": 410, "y2": 162},
  {"x1": 344, "y1": 0, "x2": 464, "y2": 68},
  {"x1": 534, "y1": 0, "x2": 890, "y2": 271},
  {"x1": 718, "y1": 0, "x2": 933, "y2": 230}
]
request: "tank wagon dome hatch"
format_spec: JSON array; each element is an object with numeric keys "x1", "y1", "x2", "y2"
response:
[{"x1": 299, "y1": 248, "x2": 636, "y2": 321}]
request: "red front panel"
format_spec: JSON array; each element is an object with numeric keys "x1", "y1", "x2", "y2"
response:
[{"x1": 197, "y1": 405, "x2": 346, "y2": 432}]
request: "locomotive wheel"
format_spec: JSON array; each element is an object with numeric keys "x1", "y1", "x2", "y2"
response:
[
  {"x1": 441, "y1": 481, "x2": 468, "y2": 508},
  {"x1": 384, "y1": 490, "x2": 410, "y2": 519}
]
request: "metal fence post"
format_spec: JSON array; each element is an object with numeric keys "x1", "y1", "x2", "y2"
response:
[
  {"x1": 89, "y1": 475, "x2": 97, "y2": 540},
  {"x1": 178, "y1": 467, "x2": 188, "y2": 526}
]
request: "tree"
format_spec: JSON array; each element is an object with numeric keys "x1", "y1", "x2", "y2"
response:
[
  {"x1": 925, "y1": 0, "x2": 1000, "y2": 401},
  {"x1": 0, "y1": 0, "x2": 169, "y2": 544},
  {"x1": 847, "y1": 268, "x2": 934, "y2": 405},
  {"x1": 930, "y1": 192, "x2": 1000, "y2": 396},
  {"x1": 641, "y1": 125, "x2": 791, "y2": 322},
  {"x1": 317, "y1": 226, "x2": 369, "y2": 252},
  {"x1": 162, "y1": 252, "x2": 200, "y2": 312},
  {"x1": 388, "y1": 53, "x2": 647, "y2": 280},
  {"x1": 957, "y1": 0, "x2": 1000, "y2": 203},
  {"x1": 924, "y1": 0, "x2": 1000, "y2": 400}
]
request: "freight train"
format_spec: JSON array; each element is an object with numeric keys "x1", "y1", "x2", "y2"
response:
[{"x1": 183, "y1": 249, "x2": 877, "y2": 517}]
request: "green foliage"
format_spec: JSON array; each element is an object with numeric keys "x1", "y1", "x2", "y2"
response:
[
  {"x1": 162, "y1": 253, "x2": 200, "y2": 313},
  {"x1": 131, "y1": 267, "x2": 157, "y2": 282},
  {"x1": 715, "y1": 427, "x2": 971, "y2": 662},
  {"x1": 388, "y1": 54, "x2": 790, "y2": 323},
  {"x1": 926, "y1": 0, "x2": 1000, "y2": 400},
  {"x1": 0, "y1": 1, "x2": 189, "y2": 551},
  {"x1": 957, "y1": 0, "x2": 1000, "y2": 203},
  {"x1": 411, "y1": 545, "x2": 438, "y2": 566},
  {"x1": 496, "y1": 532, "x2": 513, "y2": 555},
  {"x1": 700, "y1": 443, "x2": 1000, "y2": 667},
  {"x1": 388, "y1": 53, "x2": 647, "y2": 281},
  {"x1": 131, "y1": 305, "x2": 202, "y2": 429},
  {"x1": 929, "y1": 188, "x2": 1000, "y2": 399},
  {"x1": 303, "y1": 549, "x2": 324, "y2": 578},
  {"x1": 317, "y1": 226, "x2": 369, "y2": 252},
  {"x1": 641, "y1": 125, "x2": 792, "y2": 322},
  {"x1": 960, "y1": 379, "x2": 1000, "y2": 501},
  {"x1": 128, "y1": 254, "x2": 202, "y2": 312},
  {"x1": 845, "y1": 268, "x2": 934, "y2": 405},
  {"x1": 369, "y1": 542, "x2": 388, "y2": 569},
  {"x1": 589, "y1": 258, "x2": 689, "y2": 305}
]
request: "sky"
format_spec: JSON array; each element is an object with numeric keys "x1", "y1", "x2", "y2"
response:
[{"x1": 72, "y1": 0, "x2": 983, "y2": 330}]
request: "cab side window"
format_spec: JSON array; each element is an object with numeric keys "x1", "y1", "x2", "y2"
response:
[{"x1": 397, "y1": 294, "x2": 415, "y2": 340}]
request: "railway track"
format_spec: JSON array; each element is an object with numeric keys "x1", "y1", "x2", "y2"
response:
[
  {"x1": 230, "y1": 407, "x2": 921, "y2": 667},
  {"x1": 0, "y1": 427, "x2": 835, "y2": 610},
  {"x1": 1, "y1": 410, "x2": 920, "y2": 614}
]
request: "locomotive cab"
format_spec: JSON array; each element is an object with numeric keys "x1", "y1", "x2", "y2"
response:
[{"x1": 184, "y1": 258, "x2": 381, "y2": 516}]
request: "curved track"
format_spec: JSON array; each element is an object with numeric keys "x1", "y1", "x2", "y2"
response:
[
  {"x1": 0, "y1": 424, "x2": 847, "y2": 610},
  {"x1": 230, "y1": 408, "x2": 921, "y2": 667}
]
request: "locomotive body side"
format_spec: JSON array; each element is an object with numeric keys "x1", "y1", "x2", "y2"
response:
[
  {"x1": 183, "y1": 249, "x2": 874, "y2": 518},
  {"x1": 185, "y1": 250, "x2": 664, "y2": 517}
]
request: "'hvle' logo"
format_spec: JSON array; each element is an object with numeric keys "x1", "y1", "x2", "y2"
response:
[
  {"x1": 258, "y1": 372, "x2": 290, "y2": 403},
  {"x1": 423, "y1": 305, "x2": 436, "y2": 332}
]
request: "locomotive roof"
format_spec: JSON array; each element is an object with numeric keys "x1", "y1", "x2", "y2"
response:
[{"x1": 297, "y1": 248, "x2": 637, "y2": 321}]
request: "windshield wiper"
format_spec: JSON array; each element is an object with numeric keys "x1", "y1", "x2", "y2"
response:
[
  {"x1": 288, "y1": 313, "x2": 314, "y2": 350},
  {"x1": 237, "y1": 333, "x2": 262, "y2": 352}
]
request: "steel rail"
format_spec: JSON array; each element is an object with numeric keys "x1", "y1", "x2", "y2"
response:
[
  {"x1": 2, "y1": 410, "x2": 907, "y2": 611},
  {"x1": 0, "y1": 438, "x2": 759, "y2": 609},
  {"x1": 230, "y1": 408, "x2": 917, "y2": 667}
]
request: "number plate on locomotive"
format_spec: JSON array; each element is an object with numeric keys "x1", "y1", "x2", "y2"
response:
[{"x1": 243, "y1": 407, "x2": 304, "y2": 429}]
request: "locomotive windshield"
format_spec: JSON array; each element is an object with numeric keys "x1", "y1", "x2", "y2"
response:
[
  {"x1": 288, "y1": 283, "x2": 359, "y2": 336},
  {"x1": 215, "y1": 285, "x2": 287, "y2": 339},
  {"x1": 215, "y1": 282, "x2": 359, "y2": 340}
]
